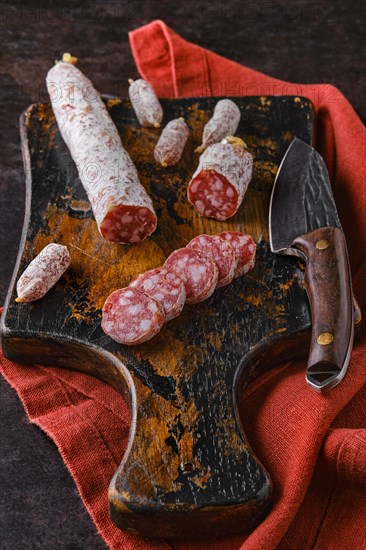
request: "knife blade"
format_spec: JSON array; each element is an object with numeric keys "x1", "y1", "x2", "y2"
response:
[{"x1": 269, "y1": 138, "x2": 354, "y2": 392}]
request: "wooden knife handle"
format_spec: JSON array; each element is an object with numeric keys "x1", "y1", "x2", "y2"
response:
[{"x1": 292, "y1": 226, "x2": 354, "y2": 391}]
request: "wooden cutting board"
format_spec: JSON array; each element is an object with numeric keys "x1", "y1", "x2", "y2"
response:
[{"x1": 1, "y1": 96, "x2": 315, "y2": 538}]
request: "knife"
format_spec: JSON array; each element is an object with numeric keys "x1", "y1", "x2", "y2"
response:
[{"x1": 269, "y1": 138, "x2": 354, "y2": 392}]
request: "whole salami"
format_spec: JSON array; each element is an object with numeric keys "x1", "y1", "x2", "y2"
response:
[
  {"x1": 164, "y1": 248, "x2": 218, "y2": 304},
  {"x1": 128, "y1": 78, "x2": 163, "y2": 128},
  {"x1": 16, "y1": 243, "x2": 71, "y2": 302},
  {"x1": 154, "y1": 118, "x2": 189, "y2": 167},
  {"x1": 188, "y1": 137, "x2": 253, "y2": 221},
  {"x1": 218, "y1": 231, "x2": 256, "y2": 277},
  {"x1": 102, "y1": 287, "x2": 165, "y2": 345},
  {"x1": 186, "y1": 234, "x2": 237, "y2": 287},
  {"x1": 195, "y1": 99, "x2": 241, "y2": 154},
  {"x1": 46, "y1": 57, "x2": 157, "y2": 244},
  {"x1": 130, "y1": 267, "x2": 186, "y2": 321}
]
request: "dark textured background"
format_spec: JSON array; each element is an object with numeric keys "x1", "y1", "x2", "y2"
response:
[{"x1": 0, "y1": 1, "x2": 365, "y2": 548}]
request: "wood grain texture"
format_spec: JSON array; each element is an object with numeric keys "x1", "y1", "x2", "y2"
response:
[
  {"x1": 1, "y1": 96, "x2": 315, "y2": 537},
  {"x1": 292, "y1": 226, "x2": 354, "y2": 390}
]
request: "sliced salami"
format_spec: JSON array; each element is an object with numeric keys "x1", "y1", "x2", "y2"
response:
[
  {"x1": 186, "y1": 234, "x2": 237, "y2": 288},
  {"x1": 164, "y1": 248, "x2": 218, "y2": 304},
  {"x1": 130, "y1": 267, "x2": 186, "y2": 321},
  {"x1": 154, "y1": 117, "x2": 189, "y2": 167},
  {"x1": 128, "y1": 78, "x2": 163, "y2": 128},
  {"x1": 46, "y1": 57, "x2": 157, "y2": 244},
  {"x1": 195, "y1": 99, "x2": 241, "y2": 153},
  {"x1": 218, "y1": 231, "x2": 256, "y2": 277},
  {"x1": 16, "y1": 243, "x2": 71, "y2": 303},
  {"x1": 188, "y1": 137, "x2": 253, "y2": 221},
  {"x1": 102, "y1": 287, "x2": 165, "y2": 345}
]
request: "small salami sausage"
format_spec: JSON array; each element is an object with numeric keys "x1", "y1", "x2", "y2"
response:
[
  {"x1": 217, "y1": 231, "x2": 256, "y2": 277},
  {"x1": 186, "y1": 234, "x2": 237, "y2": 288},
  {"x1": 128, "y1": 78, "x2": 163, "y2": 128},
  {"x1": 154, "y1": 118, "x2": 189, "y2": 167},
  {"x1": 130, "y1": 267, "x2": 186, "y2": 321},
  {"x1": 102, "y1": 287, "x2": 165, "y2": 345},
  {"x1": 47, "y1": 57, "x2": 157, "y2": 244},
  {"x1": 188, "y1": 137, "x2": 253, "y2": 221},
  {"x1": 195, "y1": 99, "x2": 241, "y2": 153},
  {"x1": 16, "y1": 243, "x2": 71, "y2": 303},
  {"x1": 164, "y1": 248, "x2": 218, "y2": 304}
]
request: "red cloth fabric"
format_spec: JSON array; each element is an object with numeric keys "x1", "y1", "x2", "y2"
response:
[{"x1": 1, "y1": 19, "x2": 366, "y2": 550}]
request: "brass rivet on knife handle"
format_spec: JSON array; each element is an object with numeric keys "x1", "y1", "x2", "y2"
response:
[
  {"x1": 316, "y1": 239, "x2": 331, "y2": 250},
  {"x1": 317, "y1": 332, "x2": 334, "y2": 345}
]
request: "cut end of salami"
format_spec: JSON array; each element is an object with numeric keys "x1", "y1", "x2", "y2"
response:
[
  {"x1": 100, "y1": 205, "x2": 157, "y2": 243},
  {"x1": 130, "y1": 267, "x2": 186, "y2": 321},
  {"x1": 164, "y1": 248, "x2": 218, "y2": 304},
  {"x1": 102, "y1": 287, "x2": 165, "y2": 345},
  {"x1": 187, "y1": 234, "x2": 237, "y2": 287},
  {"x1": 188, "y1": 169, "x2": 239, "y2": 221},
  {"x1": 218, "y1": 231, "x2": 256, "y2": 277}
]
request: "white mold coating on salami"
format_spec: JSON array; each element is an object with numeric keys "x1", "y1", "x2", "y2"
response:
[
  {"x1": 128, "y1": 78, "x2": 163, "y2": 128},
  {"x1": 188, "y1": 141, "x2": 253, "y2": 221},
  {"x1": 196, "y1": 100, "x2": 241, "y2": 152},
  {"x1": 154, "y1": 118, "x2": 189, "y2": 167},
  {"x1": 46, "y1": 62, "x2": 157, "y2": 243},
  {"x1": 187, "y1": 234, "x2": 237, "y2": 287},
  {"x1": 130, "y1": 267, "x2": 186, "y2": 321},
  {"x1": 102, "y1": 287, "x2": 165, "y2": 345},
  {"x1": 164, "y1": 248, "x2": 218, "y2": 304},
  {"x1": 218, "y1": 231, "x2": 256, "y2": 277},
  {"x1": 16, "y1": 243, "x2": 71, "y2": 302}
]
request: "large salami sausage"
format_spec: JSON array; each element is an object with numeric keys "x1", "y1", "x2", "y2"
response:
[
  {"x1": 164, "y1": 248, "x2": 218, "y2": 304},
  {"x1": 130, "y1": 267, "x2": 186, "y2": 321},
  {"x1": 46, "y1": 56, "x2": 157, "y2": 244},
  {"x1": 186, "y1": 234, "x2": 237, "y2": 287},
  {"x1": 218, "y1": 231, "x2": 256, "y2": 277},
  {"x1": 16, "y1": 243, "x2": 71, "y2": 302},
  {"x1": 188, "y1": 137, "x2": 253, "y2": 221},
  {"x1": 102, "y1": 288, "x2": 165, "y2": 345},
  {"x1": 195, "y1": 99, "x2": 241, "y2": 153}
]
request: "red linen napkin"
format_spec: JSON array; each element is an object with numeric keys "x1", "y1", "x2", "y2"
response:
[{"x1": 1, "y1": 19, "x2": 365, "y2": 550}]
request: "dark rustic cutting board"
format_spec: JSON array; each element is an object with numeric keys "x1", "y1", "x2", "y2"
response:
[{"x1": 1, "y1": 96, "x2": 315, "y2": 538}]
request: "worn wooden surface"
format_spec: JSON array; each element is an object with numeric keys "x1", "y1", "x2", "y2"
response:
[
  {"x1": 1, "y1": 96, "x2": 313, "y2": 537},
  {"x1": 1, "y1": 1, "x2": 364, "y2": 547}
]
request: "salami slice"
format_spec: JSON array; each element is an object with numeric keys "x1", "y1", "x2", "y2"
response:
[
  {"x1": 218, "y1": 231, "x2": 256, "y2": 277},
  {"x1": 164, "y1": 248, "x2": 218, "y2": 304},
  {"x1": 47, "y1": 57, "x2": 157, "y2": 244},
  {"x1": 102, "y1": 287, "x2": 165, "y2": 345},
  {"x1": 188, "y1": 137, "x2": 253, "y2": 221},
  {"x1": 128, "y1": 78, "x2": 163, "y2": 128},
  {"x1": 195, "y1": 99, "x2": 241, "y2": 153},
  {"x1": 186, "y1": 234, "x2": 237, "y2": 287},
  {"x1": 154, "y1": 118, "x2": 189, "y2": 167},
  {"x1": 16, "y1": 243, "x2": 71, "y2": 302},
  {"x1": 130, "y1": 267, "x2": 186, "y2": 321}
]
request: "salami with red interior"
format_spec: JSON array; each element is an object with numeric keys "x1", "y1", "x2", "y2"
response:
[
  {"x1": 218, "y1": 231, "x2": 256, "y2": 277},
  {"x1": 186, "y1": 234, "x2": 237, "y2": 287},
  {"x1": 130, "y1": 267, "x2": 186, "y2": 321},
  {"x1": 47, "y1": 57, "x2": 157, "y2": 244},
  {"x1": 102, "y1": 288, "x2": 165, "y2": 345},
  {"x1": 164, "y1": 248, "x2": 218, "y2": 304},
  {"x1": 188, "y1": 137, "x2": 253, "y2": 221}
]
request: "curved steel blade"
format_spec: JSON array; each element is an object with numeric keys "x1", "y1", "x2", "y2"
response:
[{"x1": 269, "y1": 138, "x2": 341, "y2": 257}]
